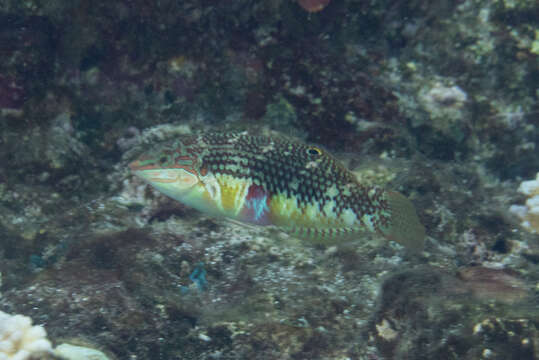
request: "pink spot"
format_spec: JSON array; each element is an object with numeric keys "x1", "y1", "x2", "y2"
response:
[
  {"x1": 241, "y1": 185, "x2": 272, "y2": 225},
  {"x1": 297, "y1": 0, "x2": 331, "y2": 13},
  {"x1": 0, "y1": 75, "x2": 25, "y2": 111}
]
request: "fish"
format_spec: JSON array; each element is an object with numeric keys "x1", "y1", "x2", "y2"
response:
[{"x1": 129, "y1": 132, "x2": 425, "y2": 250}]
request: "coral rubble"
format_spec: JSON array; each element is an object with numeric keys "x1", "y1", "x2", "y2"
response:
[
  {"x1": 510, "y1": 173, "x2": 539, "y2": 233},
  {"x1": 0, "y1": 311, "x2": 52, "y2": 360},
  {"x1": 0, "y1": 0, "x2": 538, "y2": 358}
]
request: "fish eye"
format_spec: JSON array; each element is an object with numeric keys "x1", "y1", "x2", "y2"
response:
[{"x1": 306, "y1": 147, "x2": 322, "y2": 156}]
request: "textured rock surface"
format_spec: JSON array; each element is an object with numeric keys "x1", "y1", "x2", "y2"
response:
[{"x1": 0, "y1": 0, "x2": 538, "y2": 359}]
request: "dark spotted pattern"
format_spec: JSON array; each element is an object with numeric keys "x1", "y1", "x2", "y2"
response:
[
  {"x1": 131, "y1": 132, "x2": 425, "y2": 250},
  {"x1": 168, "y1": 132, "x2": 390, "y2": 224}
]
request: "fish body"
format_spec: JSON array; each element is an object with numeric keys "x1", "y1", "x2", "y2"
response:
[{"x1": 129, "y1": 132, "x2": 425, "y2": 250}]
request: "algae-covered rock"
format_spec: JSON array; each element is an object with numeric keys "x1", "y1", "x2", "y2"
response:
[{"x1": 0, "y1": 0, "x2": 538, "y2": 359}]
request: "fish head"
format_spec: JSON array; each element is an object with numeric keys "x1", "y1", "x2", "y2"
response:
[{"x1": 129, "y1": 139, "x2": 204, "y2": 201}]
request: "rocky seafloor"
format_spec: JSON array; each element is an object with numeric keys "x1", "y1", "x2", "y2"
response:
[{"x1": 0, "y1": 0, "x2": 538, "y2": 359}]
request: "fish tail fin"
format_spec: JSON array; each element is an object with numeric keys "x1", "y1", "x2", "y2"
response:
[{"x1": 380, "y1": 191, "x2": 425, "y2": 252}]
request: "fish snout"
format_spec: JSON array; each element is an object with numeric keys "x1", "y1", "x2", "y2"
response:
[{"x1": 128, "y1": 160, "x2": 141, "y2": 171}]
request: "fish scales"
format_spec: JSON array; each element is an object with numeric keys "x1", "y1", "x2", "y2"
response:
[{"x1": 129, "y1": 132, "x2": 425, "y2": 250}]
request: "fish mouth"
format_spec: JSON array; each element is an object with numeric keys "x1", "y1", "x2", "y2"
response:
[
  {"x1": 128, "y1": 160, "x2": 141, "y2": 171},
  {"x1": 129, "y1": 160, "x2": 152, "y2": 171},
  {"x1": 128, "y1": 160, "x2": 139, "y2": 170}
]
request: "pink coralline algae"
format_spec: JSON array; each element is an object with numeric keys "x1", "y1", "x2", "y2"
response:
[
  {"x1": 457, "y1": 266, "x2": 529, "y2": 304},
  {"x1": 0, "y1": 74, "x2": 25, "y2": 117},
  {"x1": 297, "y1": 0, "x2": 331, "y2": 13}
]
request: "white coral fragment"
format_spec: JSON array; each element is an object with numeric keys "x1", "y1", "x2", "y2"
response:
[
  {"x1": 510, "y1": 173, "x2": 539, "y2": 233},
  {"x1": 0, "y1": 311, "x2": 52, "y2": 360},
  {"x1": 416, "y1": 81, "x2": 468, "y2": 133},
  {"x1": 423, "y1": 83, "x2": 467, "y2": 108},
  {"x1": 518, "y1": 174, "x2": 539, "y2": 196},
  {"x1": 55, "y1": 343, "x2": 111, "y2": 360}
]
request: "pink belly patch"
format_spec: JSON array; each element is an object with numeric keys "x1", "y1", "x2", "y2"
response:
[{"x1": 241, "y1": 185, "x2": 272, "y2": 225}]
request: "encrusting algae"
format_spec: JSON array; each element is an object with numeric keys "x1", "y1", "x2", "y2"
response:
[{"x1": 129, "y1": 132, "x2": 425, "y2": 250}]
